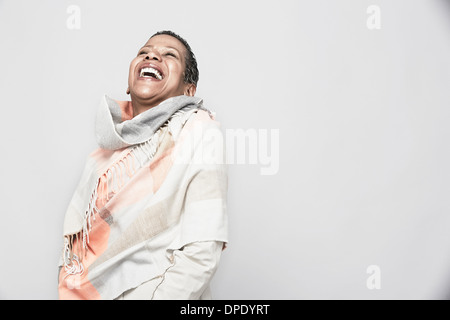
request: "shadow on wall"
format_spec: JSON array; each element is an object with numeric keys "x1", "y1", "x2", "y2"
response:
[
  {"x1": 439, "y1": 0, "x2": 450, "y2": 22},
  {"x1": 440, "y1": 0, "x2": 450, "y2": 10},
  {"x1": 440, "y1": 0, "x2": 450, "y2": 300}
]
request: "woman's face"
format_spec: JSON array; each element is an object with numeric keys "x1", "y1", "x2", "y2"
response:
[{"x1": 127, "y1": 34, "x2": 195, "y2": 108}]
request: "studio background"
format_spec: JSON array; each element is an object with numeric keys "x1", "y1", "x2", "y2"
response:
[{"x1": 0, "y1": 0, "x2": 449, "y2": 299}]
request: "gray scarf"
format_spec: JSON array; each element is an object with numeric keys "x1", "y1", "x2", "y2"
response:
[{"x1": 95, "y1": 94, "x2": 204, "y2": 150}]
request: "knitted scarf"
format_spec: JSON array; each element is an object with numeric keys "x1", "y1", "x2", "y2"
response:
[{"x1": 58, "y1": 94, "x2": 228, "y2": 300}]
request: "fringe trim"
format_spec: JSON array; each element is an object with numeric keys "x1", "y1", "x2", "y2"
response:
[{"x1": 62, "y1": 107, "x2": 195, "y2": 278}]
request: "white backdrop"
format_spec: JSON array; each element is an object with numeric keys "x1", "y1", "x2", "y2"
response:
[{"x1": 0, "y1": 0, "x2": 449, "y2": 299}]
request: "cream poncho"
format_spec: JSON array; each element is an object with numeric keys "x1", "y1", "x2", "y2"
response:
[{"x1": 58, "y1": 95, "x2": 228, "y2": 299}]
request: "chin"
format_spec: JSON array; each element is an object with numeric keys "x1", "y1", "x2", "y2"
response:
[{"x1": 132, "y1": 87, "x2": 161, "y2": 99}]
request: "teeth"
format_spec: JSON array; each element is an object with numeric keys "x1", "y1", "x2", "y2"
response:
[{"x1": 139, "y1": 67, "x2": 163, "y2": 80}]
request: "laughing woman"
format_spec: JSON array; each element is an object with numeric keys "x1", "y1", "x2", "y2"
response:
[{"x1": 58, "y1": 31, "x2": 228, "y2": 300}]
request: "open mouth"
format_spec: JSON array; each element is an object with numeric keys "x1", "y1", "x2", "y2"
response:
[{"x1": 139, "y1": 66, "x2": 163, "y2": 80}]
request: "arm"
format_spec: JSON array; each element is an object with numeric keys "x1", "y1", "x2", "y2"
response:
[{"x1": 151, "y1": 240, "x2": 224, "y2": 300}]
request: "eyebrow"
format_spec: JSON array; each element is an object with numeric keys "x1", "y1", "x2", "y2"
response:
[{"x1": 140, "y1": 45, "x2": 181, "y2": 54}]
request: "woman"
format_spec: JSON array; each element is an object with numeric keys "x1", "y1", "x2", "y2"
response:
[{"x1": 58, "y1": 31, "x2": 228, "y2": 300}]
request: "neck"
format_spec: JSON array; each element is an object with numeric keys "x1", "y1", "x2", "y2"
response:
[{"x1": 130, "y1": 95, "x2": 164, "y2": 117}]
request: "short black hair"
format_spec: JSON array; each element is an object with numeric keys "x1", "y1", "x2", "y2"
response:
[{"x1": 151, "y1": 30, "x2": 199, "y2": 87}]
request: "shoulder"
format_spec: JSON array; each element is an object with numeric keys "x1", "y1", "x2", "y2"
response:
[
  {"x1": 180, "y1": 109, "x2": 225, "y2": 147},
  {"x1": 185, "y1": 109, "x2": 222, "y2": 133},
  {"x1": 174, "y1": 108, "x2": 226, "y2": 163},
  {"x1": 192, "y1": 108, "x2": 219, "y2": 124}
]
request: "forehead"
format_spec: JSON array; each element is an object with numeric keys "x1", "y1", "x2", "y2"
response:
[{"x1": 143, "y1": 34, "x2": 186, "y2": 54}]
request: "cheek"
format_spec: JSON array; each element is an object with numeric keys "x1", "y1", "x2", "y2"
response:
[
  {"x1": 167, "y1": 62, "x2": 185, "y2": 82},
  {"x1": 128, "y1": 58, "x2": 139, "y2": 81}
]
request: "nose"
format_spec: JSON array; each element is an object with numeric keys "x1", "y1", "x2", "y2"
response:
[{"x1": 145, "y1": 49, "x2": 161, "y2": 61}]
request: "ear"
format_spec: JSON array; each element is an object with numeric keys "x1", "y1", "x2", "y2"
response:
[
  {"x1": 126, "y1": 87, "x2": 130, "y2": 95},
  {"x1": 184, "y1": 84, "x2": 196, "y2": 97}
]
